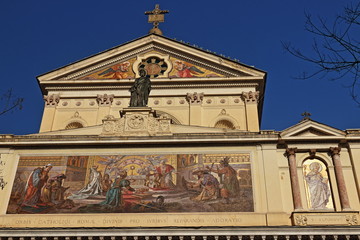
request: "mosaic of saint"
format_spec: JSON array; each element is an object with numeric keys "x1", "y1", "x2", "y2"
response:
[
  {"x1": 79, "y1": 58, "x2": 136, "y2": 80},
  {"x1": 303, "y1": 159, "x2": 334, "y2": 210},
  {"x1": 7, "y1": 154, "x2": 253, "y2": 214},
  {"x1": 169, "y1": 57, "x2": 222, "y2": 78}
]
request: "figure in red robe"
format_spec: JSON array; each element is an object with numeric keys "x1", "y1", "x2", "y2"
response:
[
  {"x1": 173, "y1": 60, "x2": 204, "y2": 78},
  {"x1": 22, "y1": 164, "x2": 52, "y2": 207},
  {"x1": 154, "y1": 160, "x2": 175, "y2": 189}
]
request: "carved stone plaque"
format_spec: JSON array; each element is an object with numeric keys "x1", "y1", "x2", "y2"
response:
[{"x1": 102, "y1": 107, "x2": 172, "y2": 136}]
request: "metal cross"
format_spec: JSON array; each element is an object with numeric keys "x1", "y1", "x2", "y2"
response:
[
  {"x1": 301, "y1": 111, "x2": 312, "y2": 120},
  {"x1": 145, "y1": 4, "x2": 169, "y2": 33}
]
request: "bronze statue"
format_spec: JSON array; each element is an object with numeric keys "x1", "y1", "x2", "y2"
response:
[{"x1": 129, "y1": 69, "x2": 151, "y2": 107}]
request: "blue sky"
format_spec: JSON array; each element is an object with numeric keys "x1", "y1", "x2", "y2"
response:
[{"x1": 0, "y1": 0, "x2": 358, "y2": 134}]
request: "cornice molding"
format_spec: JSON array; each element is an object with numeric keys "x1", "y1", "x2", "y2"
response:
[{"x1": 44, "y1": 83, "x2": 259, "y2": 92}]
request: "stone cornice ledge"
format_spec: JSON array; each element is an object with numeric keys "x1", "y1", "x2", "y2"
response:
[{"x1": 0, "y1": 226, "x2": 360, "y2": 237}]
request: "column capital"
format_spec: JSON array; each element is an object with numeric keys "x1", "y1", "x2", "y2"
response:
[
  {"x1": 285, "y1": 148, "x2": 297, "y2": 157},
  {"x1": 329, "y1": 147, "x2": 341, "y2": 157},
  {"x1": 97, "y1": 94, "x2": 114, "y2": 106},
  {"x1": 186, "y1": 92, "x2": 204, "y2": 104},
  {"x1": 44, "y1": 94, "x2": 60, "y2": 107},
  {"x1": 241, "y1": 91, "x2": 259, "y2": 103}
]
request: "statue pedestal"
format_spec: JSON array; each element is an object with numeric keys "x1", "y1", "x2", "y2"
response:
[
  {"x1": 102, "y1": 107, "x2": 172, "y2": 136},
  {"x1": 120, "y1": 107, "x2": 156, "y2": 118}
]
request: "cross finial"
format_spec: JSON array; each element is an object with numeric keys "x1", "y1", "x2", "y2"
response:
[
  {"x1": 145, "y1": 4, "x2": 169, "y2": 35},
  {"x1": 301, "y1": 111, "x2": 311, "y2": 121}
]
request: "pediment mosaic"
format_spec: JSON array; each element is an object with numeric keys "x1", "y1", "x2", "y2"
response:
[
  {"x1": 169, "y1": 57, "x2": 223, "y2": 78},
  {"x1": 77, "y1": 53, "x2": 224, "y2": 81},
  {"x1": 79, "y1": 58, "x2": 137, "y2": 80}
]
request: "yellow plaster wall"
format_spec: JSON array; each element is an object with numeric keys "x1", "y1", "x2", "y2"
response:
[{"x1": 40, "y1": 95, "x2": 254, "y2": 132}]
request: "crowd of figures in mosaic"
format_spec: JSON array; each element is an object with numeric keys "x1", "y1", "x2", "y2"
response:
[{"x1": 7, "y1": 154, "x2": 253, "y2": 214}]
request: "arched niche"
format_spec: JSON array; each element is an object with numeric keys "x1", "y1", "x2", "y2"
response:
[
  {"x1": 302, "y1": 158, "x2": 334, "y2": 211},
  {"x1": 214, "y1": 119, "x2": 236, "y2": 130},
  {"x1": 155, "y1": 110, "x2": 182, "y2": 124},
  {"x1": 65, "y1": 121, "x2": 84, "y2": 130}
]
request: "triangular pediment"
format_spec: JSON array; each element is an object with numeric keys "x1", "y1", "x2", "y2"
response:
[
  {"x1": 280, "y1": 119, "x2": 345, "y2": 138},
  {"x1": 37, "y1": 34, "x2": 265, "y2": 82}
]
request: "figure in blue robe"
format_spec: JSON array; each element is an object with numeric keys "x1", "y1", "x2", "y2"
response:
[{"x1": 101, "y1": 171, "x2": 134, "y2": 208}]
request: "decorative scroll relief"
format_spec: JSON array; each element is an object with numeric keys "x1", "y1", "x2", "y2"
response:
[
  {"x1": 346, "y1": 214, "x2": 359, "y2": 225},
  {"x1": 294, "y1": 215, "x2": 308, "y2": 226},
  {"x1": 102, "y1": 108, "x2": 172, "y2": 136}
]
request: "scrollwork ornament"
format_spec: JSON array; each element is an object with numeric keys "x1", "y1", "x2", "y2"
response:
[
  {"x1": 295, "y1": 215, "x2": 308, "y2": 226},
  {"x1": 159, "y1": 119, "x2": 170, "y2": 132},
  {"x1": 346, "y1": 215, "x2": 358, "y2": 225},
  {"x1": 103, "y1": 121, "x2": 115, "y2": 133},
  {"x1": 114, "y1": 119, "x2": 125, "y2": 134},
  {"x1": 148, "y1": 117, "x2": 159, "y2": 133},
  {"x1": 127, "y1": 115, "x2": 145, "y2": 129}
]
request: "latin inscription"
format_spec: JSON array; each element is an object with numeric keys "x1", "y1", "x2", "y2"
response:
[
  {"x1": 147, "y1": 218, "x2": 168, "y2": 224},
  {"x1": 309, "y1": 217, "x2": 343, "y2": 222},
  {"x1": 293, "y1": 213, "x2": 358, "y2": 226},
  {"x1": 103, "y1": 219, "x2": 123, "y2": 224},
  {"x1": 38, "y1": 219, "x2": 71, "y2": 225},
  {"x1": 2, "y1": 214, "x2": 266, "y2": 228},
  {"x1": 174, "y1": 218, "x2": 204, "y2": 224},
  {"x1": 213, "y1": 217, "x2": 242, "y2": 223}
]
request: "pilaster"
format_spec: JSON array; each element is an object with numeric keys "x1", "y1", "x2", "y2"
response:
[
  {"x1": 96, "y1": 94, "x2": 114, "y2": 124},
  {"x1": 242, "y1": 91, "x2": 259, "y2": 132},
  {"x1": 39, "y1": 94, "x2": 59, "y2": 132},
  {"x1": 186, "y1": 92, "x2": 203, "y2": 126}
]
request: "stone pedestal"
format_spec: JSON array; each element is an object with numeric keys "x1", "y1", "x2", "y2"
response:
[{"x1": 102, "y1": 107, "x2": 172, "y2": 136}]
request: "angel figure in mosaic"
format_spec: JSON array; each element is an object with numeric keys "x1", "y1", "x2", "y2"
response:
[
  {"x1": 305, "y1": 162, "x2": 331, "y2": 209},
  {"x1": 98, "y1": 62, "x2": 131, "y2": 79},
  {"x1": 173, "y1": 60, "x2": 204, "y2": 78}
]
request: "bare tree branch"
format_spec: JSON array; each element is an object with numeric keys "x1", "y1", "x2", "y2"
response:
[
  {"x1": 0, "y1": 89, "x2": 23, "y2": 116},
  {"x1": 283, "y1": 2, "x2": 360, "y2": 106}
]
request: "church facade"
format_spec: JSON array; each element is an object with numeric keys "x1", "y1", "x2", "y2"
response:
[{"x1": 0, "y1": 29, "x2": 359, "y2": 238}]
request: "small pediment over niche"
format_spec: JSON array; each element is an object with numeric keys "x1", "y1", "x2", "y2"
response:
[{"x1": 280, "y1": 119, "x2": 345, "y2": 138}]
